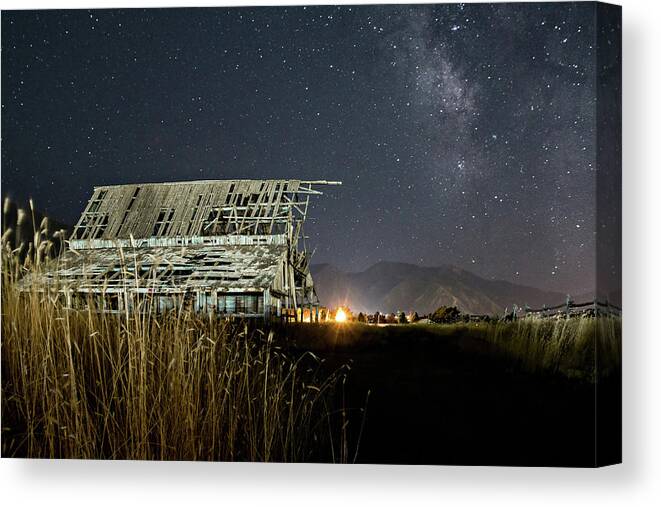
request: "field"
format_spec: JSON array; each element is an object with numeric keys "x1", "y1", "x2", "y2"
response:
[
  {"x1": 1, "y1": 233, "x2": 621, "y2": 464},
  {"x1": 282, "y1": 319, "x2": 621, "y2": 466}
]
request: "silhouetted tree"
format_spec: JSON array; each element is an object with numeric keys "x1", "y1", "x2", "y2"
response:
[
  {"x1": 357, "y1": 312, "x2": 366, "y2": 323},
  {"x1": 385, "y1": 313, "x2": 398, "y2": 324},
  {"x1": 430, "y1": 306, "x2": 461, "y2": 324},
  {"x1": 398, "y1": 311, "x2": 408, "y2": 324}
]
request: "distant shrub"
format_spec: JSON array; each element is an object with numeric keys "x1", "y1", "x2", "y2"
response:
[
  {"x1": 430, "y1": 306, "x2": 461, "y2": 324},
  {"x1": 385, "y1": 313, "x2": 398, "y2": 324}
]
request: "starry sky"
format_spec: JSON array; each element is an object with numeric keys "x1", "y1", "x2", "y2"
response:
[{"x1": 2, "y1": 3, "x2": 611, "y2": 295}]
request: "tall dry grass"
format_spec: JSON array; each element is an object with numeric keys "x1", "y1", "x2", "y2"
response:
[
  {"x1": 1, "y1": 206, "x2": 351, "y2": 461},
  {"x1": 460, "y1": 316, "x2": 621, "y2": 381}
]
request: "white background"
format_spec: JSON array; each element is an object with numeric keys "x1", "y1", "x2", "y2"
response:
[{"x1": 1, "y1": 0, "x2": 659, "y2": 505}]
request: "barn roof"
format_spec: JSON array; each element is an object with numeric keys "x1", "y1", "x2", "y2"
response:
[
  {"x1": 21, "y1": 243, "x2": 287, "y2": 294},
  {"x1": 71, "y1": 179, "x2": 339, "y2": 242}
]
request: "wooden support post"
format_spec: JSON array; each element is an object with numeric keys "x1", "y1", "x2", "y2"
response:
[{"x1": 264, "y1": 289, "x2": 270, "y2": 321}]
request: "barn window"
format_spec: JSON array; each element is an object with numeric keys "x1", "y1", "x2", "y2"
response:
[
  {"x1": 117, "y1": 187, "x2": 140, "y2": 235},
  {"x1": 87, "y1": 190, "x2": 107, "y2": 213},
  {"x1": 245, "y1": 295, "x2": 258, "y2": 314},
  {"x1": 152, "y1": 208, "x2": 176, "y2": 236},
  {"x1": 225, "y1": 295, "x2": 236, "y2": 314},
  {"x1": 73, "y1": 215, "x2": 90, "y2": 239},
  {"x1": 202, "y1": 208, "x2": 223, "y2": 235},
  {"x1": 73, "y1": 212, "x2": 109, "y2": 240},
  {"x1": 93, "y1": 215, "x2": 109, "y2": 239},
  {"x1": 235, "y1": 295, "x2": 247, "y2": 313},
  {"x1": 186, "y1": 194, "x2": 204, "y2": 235}
]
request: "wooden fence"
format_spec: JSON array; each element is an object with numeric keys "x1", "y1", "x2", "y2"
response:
[
  {"x1": 522, "y1": 298, "x2": 621, "y2": 318},
  {"x1": 507, "y1": 298, "x2": 621, "y2": 320},
  {"x1": 464, "y1": 298, "x2": 621, "y2": 322}
]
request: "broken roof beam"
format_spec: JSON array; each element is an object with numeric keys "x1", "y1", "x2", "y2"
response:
[
  {"x1": 299, "y1": 180, "x2": 342, "y2": 185},
  {"x1": 214, "y1": 202, "x2": 310, "y2": 210}
]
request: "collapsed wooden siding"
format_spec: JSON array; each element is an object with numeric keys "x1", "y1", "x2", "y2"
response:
[
  {"x1": 22, "y1": 243, "x2": 287, "y2": 294},
  {"x1": 69, "y1": 234, "x2": 288, "y2": 251}
]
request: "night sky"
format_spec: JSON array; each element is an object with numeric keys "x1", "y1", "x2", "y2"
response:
[{"x1": 2, "y1": 3, "x2": 604, "y2": 295}]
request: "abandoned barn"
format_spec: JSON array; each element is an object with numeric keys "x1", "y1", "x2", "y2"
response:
[{"x1": 23, "y1": 179, "x2": 341, "y2": 321}]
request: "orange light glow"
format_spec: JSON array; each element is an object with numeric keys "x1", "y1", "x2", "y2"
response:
[{"x1": 335, "y1": 308, "x2": 347, "y2": 323}]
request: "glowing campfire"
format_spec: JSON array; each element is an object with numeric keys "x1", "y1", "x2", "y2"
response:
[{"x1": 335, "y1": 308, "x2": 347, "y2": 323}]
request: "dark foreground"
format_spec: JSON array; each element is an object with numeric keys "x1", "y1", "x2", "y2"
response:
[{"x1": 284, "y1": 323, "x2": 621, "y2": 467}]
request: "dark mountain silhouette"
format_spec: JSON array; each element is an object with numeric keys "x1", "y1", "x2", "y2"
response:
[{"x1": 311, "y1": 261, "x2": 569, "y2": 315}]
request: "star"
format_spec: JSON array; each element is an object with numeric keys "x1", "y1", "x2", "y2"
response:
[{"x1": 1, "y1": 2, "x2": 617, "y2": 297}]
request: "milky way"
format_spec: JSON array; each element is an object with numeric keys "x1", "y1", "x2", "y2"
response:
[{"x1": 1, "y1": 3, "x2": 619, "y2": 295}]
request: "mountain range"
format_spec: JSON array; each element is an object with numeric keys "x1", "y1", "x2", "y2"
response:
[{"x1": 311, "y1": 262, "x2": 574, "y2": 316}]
